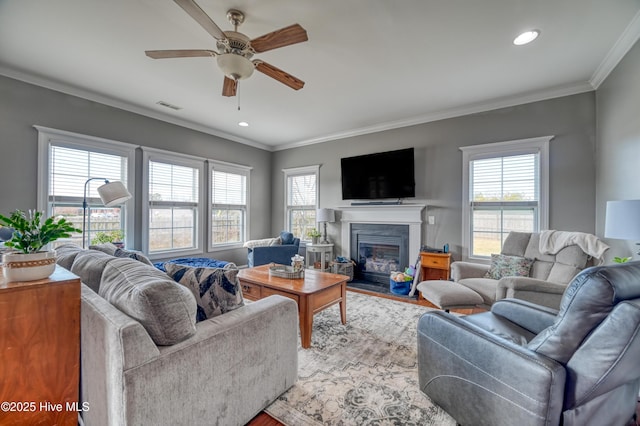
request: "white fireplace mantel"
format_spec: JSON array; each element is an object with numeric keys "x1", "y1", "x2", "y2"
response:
[{"x1": 340, "y1": 204, "x2": 426, "y2": 262}]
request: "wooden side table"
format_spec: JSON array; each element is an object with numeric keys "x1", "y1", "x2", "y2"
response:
[
  {"x1": 420, "y1": 252, "x2": 452, "y2": 280},
  {"x1": 0, "y1": 265, "x2": 80, "y2": 425},
  {"x1": 305, "y1": 243, "x2": 334, "y2": 271}
]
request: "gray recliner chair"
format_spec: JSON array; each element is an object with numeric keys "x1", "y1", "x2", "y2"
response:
[
  {"x1": 417, "y1": 261, "x2": 640, "y2": 426},
  {"x1": 450, "y1": 231, "x2": 603, "y2": 310}
]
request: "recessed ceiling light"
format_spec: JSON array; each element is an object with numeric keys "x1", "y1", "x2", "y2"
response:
[
  {"x1": 513, "y1": 30, "x2": 540, "y2": 46},
  {"x1": 238, "y1": 121, "x2": 249, "y2": 127}
]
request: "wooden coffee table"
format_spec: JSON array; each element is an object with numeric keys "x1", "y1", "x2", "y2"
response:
[{"x1": 238, "y1": 265, "x2": 347, "y2": 348}]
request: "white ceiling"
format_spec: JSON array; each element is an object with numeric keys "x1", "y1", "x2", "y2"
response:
[{"x1": 1, "y1": 0, "x2": 640, "y2": 151}]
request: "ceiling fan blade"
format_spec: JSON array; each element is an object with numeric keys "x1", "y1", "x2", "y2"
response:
[
  {"x1": 145, "y1": 49, "x2": 216, "y2": 59},
  {"x1": 222, "y1": 77, "x2": 237, "y2": 97},
  {"x1": 251, "y1": 24, "x2": 308, "y2": 53},
  {"x1": 173, "y1": 0, "x2": 227, "y2": 41},
  {"x1": 255, "y1": 61, "x2": 304, "y2": 90}
]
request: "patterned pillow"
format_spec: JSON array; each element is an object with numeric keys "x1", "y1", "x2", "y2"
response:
[
  {"x1": 114, "y1": 248, "x2": 154, "y2": 266},
  {"x1": 484, "y1": 254, "x2": 534, "y2": 280},
  {"x1": 164, "y1": 263, "x2": 245, "y2": 322}
]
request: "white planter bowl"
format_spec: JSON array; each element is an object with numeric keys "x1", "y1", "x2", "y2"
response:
[{"x1": 2, "y1": 250, "x2": 57, "y2": 282}]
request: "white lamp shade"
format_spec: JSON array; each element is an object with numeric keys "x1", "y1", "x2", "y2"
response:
[
  {"x1": 97, "y1": 181, "x2": 132, "y2": 207},
  {"x1": 604, "y1": 200, "x2": 640, "y2": 240},
  {"x1": 317, "y1": 208, "x2": 335, "y2": 223}
]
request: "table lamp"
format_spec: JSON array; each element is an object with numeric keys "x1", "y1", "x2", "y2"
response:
[
  {"x1": 604, "y1": 199, "x2": 640, "y2": 256},
  {"x1": 317, "y1": 208, "x2": 335, "y2": 244}
]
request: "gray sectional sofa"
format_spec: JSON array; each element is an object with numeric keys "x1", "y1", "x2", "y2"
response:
[{"x1": 56, "y1": 244, "x2": 298, "y2": 426}]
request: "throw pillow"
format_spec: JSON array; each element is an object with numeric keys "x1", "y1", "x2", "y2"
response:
[
  {"x1": 485, "y1": 254, "x2": 534, "y2": 280},
  {"x1": 279, "y1": 231, "x2": 295, "y2": 245},
  {"x1": 114, "y1": 248, "x2": 154, "y2": 266},
  {"x1": 243, "y1": 237, "x2": 281, "y2": 249},
  {"x1": 165, "y1": 263, "x2": 245, "y2": 322}
]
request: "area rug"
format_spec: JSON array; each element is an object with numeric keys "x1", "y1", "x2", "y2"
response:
[{"x1": 265, "y1": 291, "x2": 456, "y2": 425}]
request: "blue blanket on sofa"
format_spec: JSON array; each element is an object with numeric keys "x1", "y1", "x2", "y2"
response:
[{"x1": 154, "y1": 257, "x2": 229, "y2": 272}]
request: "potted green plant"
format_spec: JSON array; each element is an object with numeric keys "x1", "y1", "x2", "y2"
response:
[
  {"x1": 0, "y1": 210, "x2": 81, "y2": 282},
  {"x1": 92, "y1": 230, "x2": 125, "y2": 248},
  {"x1": 306, "y1": 227, "x2": 321, "y2": 244}
]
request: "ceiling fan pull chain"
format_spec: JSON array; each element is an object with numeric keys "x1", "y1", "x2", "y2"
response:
[{"x1": 237, "y1": 80, "x2": 241, "y2": 111}]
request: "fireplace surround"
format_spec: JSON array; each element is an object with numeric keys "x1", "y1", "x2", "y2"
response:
[{"x1": 340, "y1": 204, "x2": 425, "y2": 287}]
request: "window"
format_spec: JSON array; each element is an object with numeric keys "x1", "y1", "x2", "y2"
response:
[
  {"x1": 142, "y1": 149, "x2": 204, "y2": 257},
  {"x1": 36, "y1": 126, "x2": 136, "y2": 248},
  {"x1": 209, "y1": 160, "x2": 251, "y2": 250},
  {"x1": 460, "y1": 136, "x2": 551, "y2": 260},
  {"x1": 283, "y1": 165, "x2": 319, "y2": 240}
]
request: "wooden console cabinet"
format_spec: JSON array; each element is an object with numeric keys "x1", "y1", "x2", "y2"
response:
[
  {"x1": 420, "y1": 252, "x2": 452, "y2": 280},
  {"x1": 0, "y1": 265, "x2": 80, "y2": 425}
]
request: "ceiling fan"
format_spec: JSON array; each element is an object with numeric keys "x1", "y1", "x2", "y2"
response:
[{"x1": 145, "y1": 0, "x2": 308, "y2": 97}]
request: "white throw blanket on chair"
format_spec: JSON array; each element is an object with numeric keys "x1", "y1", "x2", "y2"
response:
[{"x1": 539, "y1": 230, "x2": 609, "y2": 265}]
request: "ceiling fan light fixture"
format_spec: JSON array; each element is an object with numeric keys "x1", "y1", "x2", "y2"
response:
[
  {"x1": 217, "y1": 53, "x2": 254, "y2": 80},
  {"x1": 513, "y1": 30, "x2": 540, "y2": 46}
]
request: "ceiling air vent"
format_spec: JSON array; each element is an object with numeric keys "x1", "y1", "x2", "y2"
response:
[{"x1": 156, "y1": 101, "x2": 182, "y2": 111}]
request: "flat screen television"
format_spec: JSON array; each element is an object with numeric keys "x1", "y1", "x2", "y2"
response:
[{"x1": 341, "y1": 148, "x2": 415, "y2": 200}]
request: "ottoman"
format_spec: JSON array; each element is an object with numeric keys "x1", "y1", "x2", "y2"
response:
[{"x1": 417, "y1": 280, "x2": 483, "y2": 312}]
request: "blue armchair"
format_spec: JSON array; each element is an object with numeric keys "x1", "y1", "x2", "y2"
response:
[{"x1": 247, "y1": 231, "x2": 301, "y2": 267}]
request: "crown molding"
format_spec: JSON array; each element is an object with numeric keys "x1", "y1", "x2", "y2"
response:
[
  {"x1": 0, "y1": 66, "x2": 271, "y2": 151},
  {"x1": 590, "y1": 9, "x2": 640, "y2": 89},
  {"x1": 0, "y1": 66, "x2": 596, "y2": 154},
  {"x1": 272, "y1": 82, "x2": 593, "y2": 151}
]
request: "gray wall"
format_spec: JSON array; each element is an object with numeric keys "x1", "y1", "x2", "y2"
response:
[
  {"x1": 596, "y1": 39, "x2": 640, "y2": 260},
  {"x1": 0, "y1": 75, "x2": 271, "y2": 265},
  {"x1": 272, "y1": 92, "x2": 597, "y2": 261}
]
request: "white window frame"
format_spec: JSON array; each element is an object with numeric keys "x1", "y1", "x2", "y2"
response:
[
  {"x1": 35, "y1": 125, "x2": 137, "y2": 249},
  {"x1": 208, "y1": 159, "x2": 252, "y2": 252},
  {"x1": 460, "y1": 136, "x2": 552, "y2": 261},
  {"x1": 283, "y1": 165, "x2": 320, "y2": 241},
  {"x1": 142, "y1": 147, "x2": 205, "y2": 259}
]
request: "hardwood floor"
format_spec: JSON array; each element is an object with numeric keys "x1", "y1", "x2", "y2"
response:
[
  {"x1": 248, "y1": 401, "x2": 640, "y2": 425},
  {"x1": 247, "y1": 412, "x2": 283, "y2": 426}
]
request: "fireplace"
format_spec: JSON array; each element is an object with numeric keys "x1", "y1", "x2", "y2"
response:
[
  {"x1": 340, "y1": 204, "x2": 425, "y2": 291},
  {"x1": 351, "y1": 224, "x2": 409, "y2": 284}
]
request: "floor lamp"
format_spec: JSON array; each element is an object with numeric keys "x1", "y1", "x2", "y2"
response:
[
  {"x1": 83, "y1": 178, "x2": 132, "y2": 248},
  {"x1": 604, "y1": 199, "x2": 640, "y2": 256}
]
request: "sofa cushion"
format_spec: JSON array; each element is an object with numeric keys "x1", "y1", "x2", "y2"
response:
[
  {"x1": 89, "y1": 242, "x2": 119, "y2": 256},
  {"x1": 99, "y1": 258, "x2": 197, "y2": 345},
  {"x1": 165, "y1": 263, "x2": 245, "y2": 322},
  {"x1": 55, "y1": 243, "x2": 83, "y2": 271},
  {"x1": 114, "y1": 248, "x2": 154, "y2": 266},
  {"x1": 529, "y1": 260, "x2": 555, "y2": 281},
  {"x1": 501, "y1": 232, "x2": 531, "y2": 257},
  {"x1": 547, "y1": 263, "x2": 582, "y2": 284},
  {"x1": 71, "y1": 249, "x2": 117, "y2": 293},
  {"x1": 485, "y1": 254, "x2": 534, "y2": 280}
]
